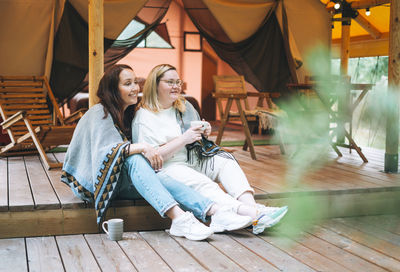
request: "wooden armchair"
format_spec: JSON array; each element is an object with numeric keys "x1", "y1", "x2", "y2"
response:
[
  {"x1": 0, "y1": 76, "x2": 84, "y2": 169},
  {"x1": 212, "y1": 75, "x2": 285, "y2": 160}
]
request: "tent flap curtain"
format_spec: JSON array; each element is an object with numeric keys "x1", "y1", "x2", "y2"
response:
[
  {"x1": 183, "y1": 0, "x2": 295, "y2": 94},
  {"x1": 50, "y1": 0, "x2": 171, "y2": 103},
  {"x1": 50, "y1": 0, "x2": 113, "y2": 102}
]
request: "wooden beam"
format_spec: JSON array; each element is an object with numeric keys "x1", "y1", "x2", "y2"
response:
[
  {"x1": 385, "y1": 0, "x2": 400, "y2": 173},
  {"x1": 332, "y1": 32, "x2": 389, "y2": 44},
  {"x1": 354, "y1": 13, "x2": 382, "y2": 39},
  {"x1": 332, "y1": 32, "x2": 388, "y2": 57},
  {"x1": 340, "y1": 24, "x2": 351, "y2": 75},
  {"x1": 326, "y1": 0, "x2": 389, "y2": 12},
  {"x1": 88, "y1": 0, "x2": 104, "y2": 108},
  {"x1": 331, "y1": 37, "x2": 389, "y2": 58},
  {"x1": 338, "y1": 22, "x2": 351, "y2": 144},
  {"x1": 351, "y1": 0, "x2": 390, "y2": 9}
]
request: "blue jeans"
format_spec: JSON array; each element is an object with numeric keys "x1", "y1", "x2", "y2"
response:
[{"x1": 116, "y1": 154, "x2": 213, "y2": 221}]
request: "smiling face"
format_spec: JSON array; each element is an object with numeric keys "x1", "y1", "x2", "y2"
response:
[
  {"x1": 157, "y1": 69, "x2": 181, "y2": 109},
  {"x1": 118, "y1": 68, "x2": 139, "y2": 110}
]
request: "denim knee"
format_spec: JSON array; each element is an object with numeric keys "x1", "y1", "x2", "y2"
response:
[{"x1": 122, "y1": 154, "x2": 178, "y2": 217}]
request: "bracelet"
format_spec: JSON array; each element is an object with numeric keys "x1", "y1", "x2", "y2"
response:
[{"x1": 125, "y1": 144, "x2": 130, "y2": 157}]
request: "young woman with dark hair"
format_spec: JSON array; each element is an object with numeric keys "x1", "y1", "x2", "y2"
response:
[{"x1": 62, "y1": 64, "x2": 252, "y2": 241}]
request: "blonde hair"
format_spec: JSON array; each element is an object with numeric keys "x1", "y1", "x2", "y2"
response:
[{"x1": 140, "y1": 64, "x2": 186, "y2": 113}]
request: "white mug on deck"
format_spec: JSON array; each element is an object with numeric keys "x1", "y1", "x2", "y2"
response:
[
  {"x1": 102, "y1": 218, "x2": 124, "y2": 241},
  {"x1": 190, "y1": 120, "x2": 209, "y2": 132}
]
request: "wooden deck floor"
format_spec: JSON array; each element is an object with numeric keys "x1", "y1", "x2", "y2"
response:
[
  {"x1": 1, "y1": 122, "x2": 400, "y2": 238},
  {"x1": 1, "y1": 214, "x2": 400, "y2": 272},
  {"x1": 1, "y1": 144, "x2": 400, "y2": 238}
]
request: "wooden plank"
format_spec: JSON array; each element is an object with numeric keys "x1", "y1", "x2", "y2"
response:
[
  {"x1": 56, "y1": 234, "x2": 101, "y2": 272},
  {"x1": 140, "y1": 231, "x2": 207, "y2": 271},
  {"x1": 1, "y1": 99, "x2": 47, "y2": 104},
  {"x1": 8, "y1": 156, "x2": 34, "y2": 211},
  {"x1": 0, "y1": 158, "x2": 8, "y2": 211},
  {"x1": 62, "y1": 209, "x2": 98, "y2": 235},
  {"x1": 336, "y1": 217, "x2": 400, "y2": 247},
  {"x1": 24, "y1": 155, "x2": 60, "y2": 209},
  {"x1": 172, "y1": 235, "x2": 246, "y2": 271},
  {"x1": 208, "y1": 233, "x2": 280, "y2": 271},
  {"x1": 26, "y1": 236, "x2": 64, "y2": 272},
  {"x1": 321, "y1": 217, "x2": 400, "y2": 261},
  {"x1": 229, "y1": 230, "x2": 314, "y2": 271},
  {"x1": 355, "y1": 214, "x2": 400, "y2": 235},
  {"x1": 294, "y1": 232, "x2": 387, "y2": 271},
  {"x1": 0, "y1": 88, "x2": 43, "y2": 93},
  {"x1": 45, "y1": 165, "x2": 85, "y2": 209},
  {"x1": 0, "y1": 93, "x2": 46, "y2": 99},
  {"x1": 84, "y1": 234, "x2": 137, "y2": 272},
  {"x1": 0, "y1": 210, "x2": 64, "y2": 239},
  {"x1": 327, "y1": 153, "x2": 397, "y2": 183},
  {"x1": 113, "y1": 206, "x2": 171, "y2": 231},
  {"x1": 0, "y1": 238, "x2": 27, "y2": 272},
  {"x1": 310, "y1": 225, "x2": 400, "y2": 271},
  {"x1": 5, "y1": 109, "x2": 50, "y2": 115},
  {"x1": 235, "y1": 150, "x2": 341, "y2": 193},
  {"x1": 257, "y1": 230, "x2": 351, "y2": 271},
  {"x1": 118, "y1": 232, "x2": 172, "y2": 272},
  {"x1": 4, "y1": 104, "x2": 48, "y2": 110}
]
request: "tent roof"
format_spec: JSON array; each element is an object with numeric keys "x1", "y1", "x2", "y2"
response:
[{"x1": 321, "y1": 0, "x2": 390, "y2": 40}]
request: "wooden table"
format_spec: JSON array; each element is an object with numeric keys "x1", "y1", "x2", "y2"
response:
[{"x1": 287, "y1": 82, "x2": 374, "y2": 162}]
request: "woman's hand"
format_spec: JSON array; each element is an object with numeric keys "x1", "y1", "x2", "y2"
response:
[
  {"x1": 142, "y1": 143, "x2": 163, "y2": 171},
  {"x1": 181, "y1": 126, "x2": 202, "y2": 145},
  {"x1": 202, "y1": 119, "x2": 211, "y2": 138}
]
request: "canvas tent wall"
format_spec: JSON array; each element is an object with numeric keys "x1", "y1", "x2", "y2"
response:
[{"x1": 0, "y1": 0, "x2": 330, "y2": 101}]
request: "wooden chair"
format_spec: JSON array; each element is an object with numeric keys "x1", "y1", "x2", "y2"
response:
[
  {"x1": 212, "y1": 75, "x2": 285, "y2": 160},
  {"x1": 0, "y1": 76, "x2": 85, "y2": 169},
  {"x1": 300, "y1": 75, "x2": 371, "y2": 162}
]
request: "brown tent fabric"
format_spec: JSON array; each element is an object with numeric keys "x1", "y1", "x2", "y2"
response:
[
  {"x1": 50, "y1": 0, "x2": 171, "y2": 102},
  {"x1": 0, "y1": 0, "x2": 64, "y2": 77},
  {"x1": 50, "y1": 1, "x2": 113, "y2": 102},
  {"x1": 184, "y1": 0, "x2": 294, "y2": 94},
  {"x1": 69, "y1": 0, "x2": 147, "y2": 40}
]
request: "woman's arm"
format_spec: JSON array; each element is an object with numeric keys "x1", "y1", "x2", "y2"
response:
[
  {"x1": 126, "y1": 143, "x2": 163, "y2": 171},
  {"x1": 157, "y1": 125, "x2": 203, "y2": 160}
]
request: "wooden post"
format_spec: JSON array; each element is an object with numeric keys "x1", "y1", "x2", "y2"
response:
[
  {"x1": 385, "y1": 0, "x2": 400, "y2": 173},
  {"x1": 338, "y1": 20, "x2": 351, "y2": 144},
  {"x1": 88, "y1": 0, "x2": 104, "y2": 107}
]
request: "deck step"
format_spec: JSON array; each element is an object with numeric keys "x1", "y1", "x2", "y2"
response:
[{"x1": 1, "y1": 188, "x2": 400, "y2": 239}]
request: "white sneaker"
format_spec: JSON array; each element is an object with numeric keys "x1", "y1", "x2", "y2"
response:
[
  {"x1": 252, "y1": 206, "x2": 288, "y2": 235},
  {"x1": 256, "y1": 203, "x2": 283, "y2": 214},
  {"x1": 169, "y1": 212, "x2": 213, "y2": 241},
  {"x1": 210, "y1": 206, "x2": 253, "y2": 233}
]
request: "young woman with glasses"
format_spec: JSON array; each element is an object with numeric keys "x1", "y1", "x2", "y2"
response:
[{"x1": 132, "y1": 64, "x2": 288, "y2": 235}]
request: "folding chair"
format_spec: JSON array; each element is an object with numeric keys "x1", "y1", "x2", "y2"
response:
[
  {"x1": 0, "y1": 76, "x2": 84, "y2": 169},
  {"x1": 212, "y1": 75, "x2": 285, "y2": 160}
]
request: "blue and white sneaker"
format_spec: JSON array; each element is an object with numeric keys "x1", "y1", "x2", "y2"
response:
[{"x1": 252, "y1": 206, "x2": 288, "y2": 235}]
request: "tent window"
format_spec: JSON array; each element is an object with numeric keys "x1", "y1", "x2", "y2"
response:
[{"x1": 117, "y1": 20, "x2": 173, "y2": 49}]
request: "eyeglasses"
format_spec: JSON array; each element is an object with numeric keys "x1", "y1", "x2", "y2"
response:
[{"x1": 160, "y1": 79, "x2": 183, "y2": 87}]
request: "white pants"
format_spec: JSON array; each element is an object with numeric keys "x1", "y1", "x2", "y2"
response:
[{"x1": 160, "y1": 155, "x2": 254, "y2": 211}]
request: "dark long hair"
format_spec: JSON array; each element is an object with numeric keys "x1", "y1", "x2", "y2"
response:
[{"x1": 97, "y1": 64, "x2": 136, "y2": 138}]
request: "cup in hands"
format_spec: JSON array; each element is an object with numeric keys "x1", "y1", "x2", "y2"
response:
[
  {"x1": 102, "y1": 218, "x2": 124, "y2": 241},
  {"x1": 190, "y1": 120, "x2": 209, "y2": 132}
]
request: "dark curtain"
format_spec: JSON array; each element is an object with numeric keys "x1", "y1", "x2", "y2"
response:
[
  {"x1": 50, "y1": 0, "x2": 171, "y2": 103},
  {"x1": 50, "y1": 1, "x2": 113, "y2": 102},
  {"x1": 183, "y1": 0, "x2": 294, "y2": 94}
]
